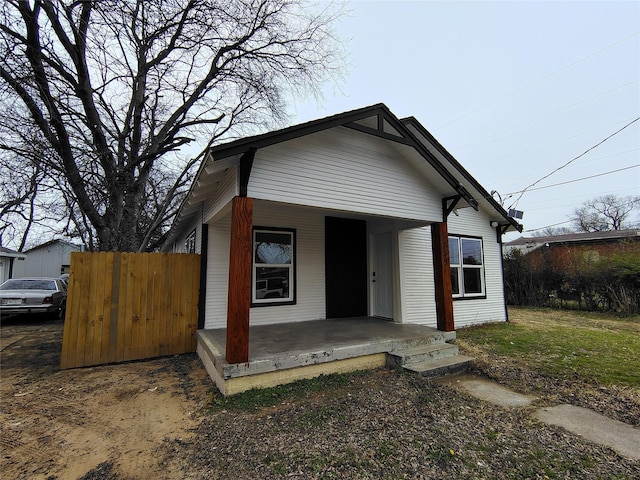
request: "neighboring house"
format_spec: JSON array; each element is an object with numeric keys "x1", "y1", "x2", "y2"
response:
[
  {"x1": 12, "y1": 240, "x2": 82, "y2": 279},
  {"x1": 504, "y1": 229, "x2": 640, "y2": 270},
  {"x1": 0, "y1": 246, "x2": 26, "y2": 284},
  {"x1": 165, "y1": 103, "x2": 522, "y2": 378}
]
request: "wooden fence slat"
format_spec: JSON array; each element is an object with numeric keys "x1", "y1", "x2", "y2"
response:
[
  {"x1": 131, "y1": 253, "x2": 144, "y2": 360},
  {"x1": 158, "y1": 254, "x2": 170, "y2": 356},
  {"x1": 173, "y1": 254, "x2": 187, "y2": 353},
  {"x1": 100, "y1": 252, "x2": 115, "y2": 364},
  {"x1": 169, "y1": 253, "x2": 180, "y2": 354},
  {"x1": 116, "y1": 253, "x2": 129, "y2": 362},
  {"x1": 61, "y1": 252, "x2": 81, "y2": 368},
  {"x1": 143, "y1": 254, "x2": 154, "y2": 359},
  {"x1": 83, "y1": 253, "x2": 103, "y2": 364},
  {"x1": 108, "y1": 253, "x2": 122, "y2": 363},
  {"x1": 75, "y1": 254, "x2": 92, "y2": 368},
  {"x1": 188, "y1": 254, "x2": 200, "y2": 352},
  {"x1": 123, "y1": 253, "x2": 136, "y2": 361},
  {"x1": 149, "y1": 253, "x2": 160, "y2": 358},
  {"x1": 61, "y1": 252, "x2": 200, "y2": 369},
  {"x1": 183, "y1": 255, "x2": 192, "y2": 353}
]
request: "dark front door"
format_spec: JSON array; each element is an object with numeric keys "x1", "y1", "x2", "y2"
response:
[{"x1": 325, "y1": 216, "x2": 367, "y2": 318}]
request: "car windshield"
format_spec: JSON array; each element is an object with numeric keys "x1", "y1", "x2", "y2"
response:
[{"x1": 1, "y1": 279, "x2": 56, "y2": 291}]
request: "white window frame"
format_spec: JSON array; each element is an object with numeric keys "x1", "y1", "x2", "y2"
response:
[
  {"x1": 252, "y1": 227, "x2": 296, "y2": 306},
  {"x1": 184, "y1": 229, "x2": 196, "y2": 254},
  {"x1": 449, "y1": 235, "x2": 485, "y2": 299}
]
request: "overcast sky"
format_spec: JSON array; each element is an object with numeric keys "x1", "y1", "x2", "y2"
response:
[{"x1": 291, "y1": 0, "x2": 640, "y2": 240}]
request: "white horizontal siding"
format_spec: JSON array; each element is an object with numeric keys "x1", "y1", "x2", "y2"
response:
[
  {"x1": 250, "y1": 202, "x2": 326, "y2": 326},
  {"x1": 247, "y1": 128, "x2": 442, "y2": 222},
  {"x1": 202, "y1": 202, "x2": 326, "y2": 329},
  {"x1": 448, "y1": 207, "x2": 507, "y2": 327},
  {"x1": 400, "y1": 227, "x2": 438, "y2": 327},
  {"x1": 204, "y1": 215, "x2": 231, "y2": 329}
]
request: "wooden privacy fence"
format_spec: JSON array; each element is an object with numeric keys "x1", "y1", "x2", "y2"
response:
[{"x1": 61, "y1": 252, "x2": 200, "y2": 369}]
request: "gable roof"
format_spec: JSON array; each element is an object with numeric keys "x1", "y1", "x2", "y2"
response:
[
  {"x1": 505, "y1": 229, "x2": 640, "y2": 253},
  {"x1": 0, "y1": 246, "x2": 26, "y2": 258},
  {"x1": 168, "y1": 103, "x2": 522, "y2": 243},
  {"x1": 25, "y1": 239, "x2": 82, "y2": 253}
]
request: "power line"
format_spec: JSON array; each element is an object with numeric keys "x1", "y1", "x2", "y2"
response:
[
  {"x1": 507, "y1": 116, "x2": 640, "y2": 209},
  {"x1": 436, "y1": 31, "x2": 640, "y2": 131},
  {"x1": 504, "y1": 164, "x2": 640, "y2": 195},
  {"x1": 523, "y1": 220, "x2": 574, "y2": 233},
  {"x1": 467, "y1": 119, "x2": 639, "y2": 169},
  {"x1": 453, "y1": 79, "x2": 639, "y2": 151}
]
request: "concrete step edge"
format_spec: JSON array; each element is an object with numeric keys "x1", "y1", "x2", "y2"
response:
[
  {"x1": 390, "y1": 343, "x2": 458, "y2": 357},
  {"x1": 387, "y1": 343, "x2": 459, "y2": 368},
  {"x1": 402, "y1": 355, "x2": 474, "y2": 378}
]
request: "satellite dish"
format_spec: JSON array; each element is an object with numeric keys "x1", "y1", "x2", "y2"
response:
[{"x1": 508, "y1": 209, "x2": 524, "y2": 220}]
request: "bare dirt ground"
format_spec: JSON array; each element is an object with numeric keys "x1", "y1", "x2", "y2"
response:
[
  {"x1": 0, "y1": 316, "x2": 210, "y2": 480},
  {"x1": 1, "y1": 315, "x2": 639, "y2": 479}
]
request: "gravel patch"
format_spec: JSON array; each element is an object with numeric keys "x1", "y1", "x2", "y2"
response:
[{"x1": 161, "y1": 368, "x2": 640, "y2": 479}]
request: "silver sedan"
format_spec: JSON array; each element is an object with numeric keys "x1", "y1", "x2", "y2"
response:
[{"x1": 0, "y1": 277, "x2": 67, "y2": 320}]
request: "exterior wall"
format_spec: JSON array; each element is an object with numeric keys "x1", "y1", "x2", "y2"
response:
[
  {"x1": 398, "y1": 206, "x2": 508, "y2": 329},
  {"x1": 203, "y1": 202, "x2": 507, "y2": 330},
  {"x1": 0, "y1": 257, "x2": 8, "y2": 283},
  {"x1": 13, "y1": 241, "x2": 81, "y2": 278},
  {"x1": 205, "y1": 214, "x2": 231, "y2": 329},
  {"x1": 172, "y1": 216, "x2": 202, "y2": 254},
  {"x1": 0, "y1": 255, "x2": 23, "y2": 283},
  {"x1": 204, "y1": 202, "x2": 326, "y2": 329},
  {"x1": 247, "y1": 128, "x2": 443, "y2": 223},
  {"x1": 399, "y1": 227, "x2": 438, "y2": 327},
  {"x1": 250, "y1": 202, "x2": 326, "y2": 326},
  {"x1": 447, "y1": 207, "x2": 507, "y2": 327}
]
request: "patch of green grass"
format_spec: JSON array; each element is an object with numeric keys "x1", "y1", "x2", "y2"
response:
[
  {"x1": 207, "y1": 370, "x2": 368, "y2": 412},
  {"x1": 423, "y1": 443, "x2": 458, "y2": 463},
  {"x1": 294, "y1": 404, "x2": 347, "y2": 428},
  {"x1": 458, "y1": 307, "x2": 640, "y2": 387}
]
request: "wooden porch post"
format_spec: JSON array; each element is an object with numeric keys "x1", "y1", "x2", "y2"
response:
[
  {"x1": 226, "y1": 196, "x2": 253, "y2": 363},
  {"x1": 431, "y1": 222, "x2": 455, "y2": 332}
]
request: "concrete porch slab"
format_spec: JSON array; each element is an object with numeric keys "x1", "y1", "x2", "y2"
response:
[{"x1": 197, "y1": 317, "x2": 457, "y2": 395}]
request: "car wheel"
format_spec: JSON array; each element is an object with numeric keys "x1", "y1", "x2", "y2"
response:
[{"x1": 51, "y1": 302, "x2": 66, "y2": 321}]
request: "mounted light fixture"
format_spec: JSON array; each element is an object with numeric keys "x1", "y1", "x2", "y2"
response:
[{"x1": 490, "y1": 221, "x2": 499, "y2": 228}]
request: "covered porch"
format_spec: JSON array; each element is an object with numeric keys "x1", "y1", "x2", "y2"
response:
[{"x1": 197, "y1": 317, "x2": 472, "y2": 396}]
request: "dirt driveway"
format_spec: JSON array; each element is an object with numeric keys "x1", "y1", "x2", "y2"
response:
[
  {"x1": 0, "y1": 316, "x2": 211, "y2": 479},
  {"x1": 2, "y1": 315, "x2": 639, "y2": 479}
]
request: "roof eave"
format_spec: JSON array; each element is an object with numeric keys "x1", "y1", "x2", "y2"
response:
[{"x1": 401, "y1": 116, "x2": 523, "y2": 233}]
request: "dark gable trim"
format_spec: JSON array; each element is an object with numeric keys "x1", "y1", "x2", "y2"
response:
[
  {"x1": 239, "y1": 147, "x2": 257, "y2": 197},
  {"x1": 402, "y1": 116, "x2": 522, "y2": 233},
  {"x1": 343, "y1": 121, "x2": 414, "y2": 146},
  {"x1": 208, "y1": 103, "x2": 478, "y2": 210},
  {"x1": 209, "y1": 104, "x2": 391, "y2": 159}
]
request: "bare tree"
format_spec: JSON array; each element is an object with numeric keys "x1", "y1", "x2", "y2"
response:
[
  {"x1": 0, "y1": 101, "x2": 68, "y2": 250},
  {"x1": 0, "y1": 0, "x2": 343, "y2": 251},
  {"x1": 572, "y1": 194, "x2": 640, "y2": 232}
]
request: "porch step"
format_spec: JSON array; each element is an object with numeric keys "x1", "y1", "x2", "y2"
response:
[
  {"x1": 402, "y1": 355, "x2": 475, "y2": 378},
  {"x1": 387, "y1": 343, "x2": 459, "y2": 369}
]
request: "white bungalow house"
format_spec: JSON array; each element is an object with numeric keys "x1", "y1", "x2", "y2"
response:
[
  {"x1": 12, "y1": 239, "x2": 82, "y2": 279},
  {"x1": 164, "y1": 104, "x2": 521, "y2": 394},
  {"x1": 0, "y1": 246, "x2": 26, "y2": 283}
]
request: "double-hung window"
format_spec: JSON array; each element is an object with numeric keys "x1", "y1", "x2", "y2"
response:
[
  {"x1": 252, "y1": 228, "x2": 296, "y2": 305},
  {"x1": 448, "y1": 235, "x2": 485, "y2": 298}
]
